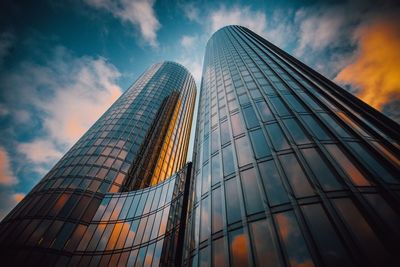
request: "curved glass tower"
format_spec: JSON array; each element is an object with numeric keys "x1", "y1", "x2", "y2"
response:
[
  {"x1": 183, "y1": 25, "x2": 400, "y2": 267},
  {"x1": 0, "y1": 61, "x2": 196, "y2": 266}
]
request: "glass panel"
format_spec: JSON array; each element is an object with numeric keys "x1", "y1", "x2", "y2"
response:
[
  {"x1": 364, "y1": 194, "x2": 400, "y2": 235},
  {"x1": 255, "y1": 101, "x2": 274, "y2": 122},
  {"x1": 302, "y1": 148, "x2": 342, "y2": 191},
  {"x1": 240, "y1": 168, "x2": 264, "y2": 215},
  {"x1": 199, "y1": 246, "x2": 211, "y2": 267},
  {"x1": 202, "y1": 163, "x2": 210, "y2": 194},
  {"x1": 325, "y1": 144, "x2": 371, "y2": 186},
  {"x1": 249, "y1": 129, "x2": 271, "y2": 158},
  {"x1": 302, "y1": 115, "x2": 330, "y2": 141},
  {"x1": 211, "y1": 128, "x2": 220, "y2": 154},
  {"x1": 220, "y1": 120, "x2": 230, "y2": 145},
  {"x1": 231, "y1": 113, "x2": 245, "y2": 136},
  {"x1": 283, "y1": 119, "x2": 310, "y2": 145},
  {"x1": 222, "y1": 145, "x2": 235, "y2": 176},
  {"x1": 275, "y1": 211, "x2": 315, "y2": 267},
  {"x1": 266, "y1": 123, "x2": 290, "y2": 151},
  {"x1": 213, "y1": 237, "x2": 226, "y2": 266},
  {"x1": 334, "y1": 198, "x2": 389, "y2": 264},
  {"x1": 258, "y1": 160, "x2": 289, "y2": 206},
  {"x1": 249, "y1": 219, "x2": 282, "y2": 267},
  {"x1": 242, "y1": 105, "x2": 259, "y2": 129},
  {"x1": 212, "y1": 187, "x2": 223, "y2": 233},
  {"x1": 211, "y1": 154, "x2": 222, "y2": 185},
  {"x1": 270, "y1": 97, "x2": 290, "y2": 116},
  {"x1": 235, "y1": 136, "x2": 253, "y2": 167},
  {"x1": 319, "y1": 113, "x2": 351, "y2": 138},
  {"x1": 200, "y1": 196, "x2": 210, "y2": 242},
  {"x1": 229, "y1": 228, "x2": 250, "y2": 267},
  {"x1": 225, "y1": 178, "x2": 241, "y2": 224},
  {"x1": 279, "y1": 154, "x2": 314, "y2": 197},
  {"x1": 302, "y1": 204, "x2": 352, "y2": 267},
  {"x1": 284, "y1": 95, "x2": 306, "y2": 113},
  {"x1": 348, "y1": 142, "x2": 397, "y2": 184}
]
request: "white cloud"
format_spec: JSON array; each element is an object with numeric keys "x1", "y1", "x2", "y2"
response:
[
  {"x1": 84, "y1": 0, "x2": 160, "y2": 47},
  {"x1": 183, "y1": 3, "x2": 200, "y2": 22},
  {"x1": 180, "y1": 35, "x2": 197, "y2": 48},
  {"x1": 0, "y1": 146, "x2": 18, "y2": 186},
  {"x1": 1, "y1": 47, "x2": 122, "y2": 175},
  {"x1": 209, "y1": 6, "x2": 267, "y2": 37},
  {"x1": 17, "y1": 139, "x2": 63, "y2": 164}
]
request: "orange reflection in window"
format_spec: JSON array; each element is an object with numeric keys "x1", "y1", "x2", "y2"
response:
[
  {"x1": 50, "y1": 193, "x2": 70, "y2": 215},
  {"x1": 115, "y1": 222, "x2": 130, "y2": 249},
  {"x1": 229, "y1": 230, "x2": 249, "y2": 267},
  {"x1": 106, "y1": 222, "x2": 123, "y2": 250}
]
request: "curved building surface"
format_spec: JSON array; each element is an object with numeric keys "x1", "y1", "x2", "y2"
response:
[
  {"x1": 183, "y1": 25, "x2": 400, "y2": 267},
  {"x1": 0, "y1": 62, "x2": 196, "y2": 266}
]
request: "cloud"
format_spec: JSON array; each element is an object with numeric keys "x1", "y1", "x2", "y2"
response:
[
  {"x1": 84, "y1": 0, "x2": 160, "y2": 47},
  {"x1": 209, "y1": 5, "x2": 267, "y2": 37},
  {"x1": 180, "y1": 35, "x2": 197, "y2": 49},
  {"x1": 182, "y1": 3, "x2": 200, "y2": 23},
  {"x1": 335, "y1": 19, "x2": 400, "y2": 111},
  {"x1": 17, "y1": 139, "x2": 63, "y2": 164},
  {"x1": 1, "y1": 46, "x2": 122, "y2": 176},
  {"x1": 0, "y1": 191, "x2": 25, "y2": 221},
  {"x1": 0, "y1": 146, "x2": 18, "y2": 185}
]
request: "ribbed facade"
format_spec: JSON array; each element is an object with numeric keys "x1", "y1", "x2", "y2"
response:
[
  {"x1": 183, "y1": 25, "x2": 400, "y2": 267},
  {"x1": 0, "y1": 62, "x2": 196, "y2": 266}
]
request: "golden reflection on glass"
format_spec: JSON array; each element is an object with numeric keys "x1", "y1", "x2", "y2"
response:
[{"x1": 229, "y1": 229, "x2": 249, "y2": 267}]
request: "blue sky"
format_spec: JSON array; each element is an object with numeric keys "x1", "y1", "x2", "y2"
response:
[{"x1": 0, "y1": 0, "x2": 399, "y2": 218}]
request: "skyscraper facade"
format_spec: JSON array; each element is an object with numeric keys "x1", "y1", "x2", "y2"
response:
[
  {"x1": 183, "y1": 25, "x2": 400, "y2": 267},
  {"x1": 0, "y1": 62, "x2": 196, "y2": 266}
]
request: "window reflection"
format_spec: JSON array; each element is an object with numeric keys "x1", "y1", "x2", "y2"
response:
[
  {"x1": 255, "y1": 101, "x2": 274, "y2": 122},
  {"x1": 211, "y1": 154, "x2": 222, "y2": 185},
  {"x1": 302, "y1": 148, "x2": 342, "y2": 191},
  {"x1": 235, "y1": 136, "x2": 253, "y2": 167},
  {"x1": 225, "y1": 178, "x2": 241, "y2": 224},
  {"x1": 228, "y1": 228, "x2": 250, "y2": 267},
  {"x1": 222, "y1": 145, "x2": 235, "y2": 176},
  {"x1": 212, "y1": 187, "x2": 223, "y2": 233},
  {"x1": 325, "y1": 144, "x2": 371, "y2": 186},
  {"x1": 283, "y1": 119, "x2": 310, "y2": 145},
  {"x1": 270, "y1": 97, "x2": 290, "y2": 116},
  {"x1": 202, "y1": 163, "x2": 210, "y2": 194},
  {"x1": 240, "y1": 168, "x2": 264, "y2": 215},
  {"x1": 266, "y1": 123, "x2": 290, "y2": 151},
  {"x1": 249, "y1": 219, "x2": 282, "y2": 267},
  {"x1": 275, "y1": 211, "x2": 315, "y2": 267},
  {"x1": 231, "y1": 113, "x2": 245, "y2": 136},
  {"x1": 333, "y1": 198, "x2": 389, "y2": 264},
  {"x1": 258, "y1": 160, "x2": 289, "y2": 206},
  {"x1": 242, "y1": 105, "x2": 259, "y2": 129},
  {"x1": 249, "y1": 129, "x2": 271, "y2": 158},
  {"x1": 200, "y1": 196, "x2": 210, "y2": 242},
  {"x1": 301, "y1": 115, "x2": 330, "y2": 141},
  {"x1": 213, "y1": 238, "x2": 226, "y2": 266},
  {"x1": 279, "y1": 154, "x2": 314, "y2": 197},
  {"x1": 302, "y1": 204, "x2": 352, "y2": 266}
]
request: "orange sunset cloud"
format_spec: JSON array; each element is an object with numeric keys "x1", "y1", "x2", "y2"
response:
[{"x1": 336, "y1": 19, "x2": 400, "y2": 110}]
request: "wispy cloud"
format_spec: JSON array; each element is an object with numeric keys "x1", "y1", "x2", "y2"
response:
[
  {"x1": 0, "y1": 146, "x2": 17, "y2": 186},
  {"x1": 84, "y1": 0, "x2": 160, "y2": 47},
  {"x1": 180, "y1": 35, "x2": 197, "y2": 49}
]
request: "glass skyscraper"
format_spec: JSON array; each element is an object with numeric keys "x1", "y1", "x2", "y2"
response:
[
  {"x1": 1, "y1": 25, "x2": 400, "y2": 267},
  {"x1": 0, "y1": 61, "x2": 196, "y2": 266},
  {"x1": 183, "y1": 25, "x2": 399, "y2": 267}
]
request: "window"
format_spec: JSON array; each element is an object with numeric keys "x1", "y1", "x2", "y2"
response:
[
  {"x1": 302, "y1": 148, "x2": 342, "y2": 191},
  {"x1": 200, "y1": 196, "x2": 210, "y2": 242},
  {"x1": 249, "y1": 219, "x2": 281, "y2": 267},
  {"x1": 255, "y1": 101, "x2": 274, "y2": 122},
  {"x1": 229, "y1": 228, "x2": 250, "y2": 267},
  {"x1": 212, "y1": 187, "x2": 223, "y2": 233},
  {"x1": 319, "y1": 113, "x2": 351, "y2": 138},
  {"x1": 270, "y1": 97, "x2": 290, "y2": 116},
  {"x1": 240, "y1": 168, "x2": 264, "y2": 215},
  {"x1": 266, "y1": 123, "x2": 290, "y2": 151},
  {"x1": 211, "y1": 154, "x2": 222, "y2": 185},
  {"x1": 235, "y1": 136, "x2": 253, "y2": 167},
  {"x1": 283, "y1": 119, "x2": 310, "y2": 145},
  {"x1": 334, "y1": 198, "x2": 389, "y2": 264},
  {"x1": 258, "y1": 160, "x2": 289, "y2": 206},
  {"x1": 231, "y1": 113, "x2": 245, "y2": 136},
  {"x1": 222, "y1": 145, "x2": 236, "y2": 176},
  {"x1": 279, "y1": 154, "x2": 314, "y2": 197},
  {"x1": 302, "y1": 115, "x2": 331, "y2": 140},
  {"x1": 220, "y1": 120, "x2": 231, "y2": 145},
  {"x1": 325, "y1": 144, "x2": 371, "y2": 186},
  {"x1": 213, "y1": 238, "x2": 226, "y2": 266},
  {"x1": 284, "y1": 95, "x2": 306, "y2": 113},
  {"x1": 302, "y1": 204, "x2": 352, "y2": 266},
  {"x1": 211, "y1": 128, "x2": 220, "y2": 154},
  {"x1": 275, "y1": 211, "x2": 315, "y2": 267},
  {"x1": 202, "y1": 163, "x2": 210, "y2": 194},
  {"x1": 242, "y1": 105, "x2": 259, "y2": 129},
  {"x1": 249, "y1": 129, "x2": 271, "y2": 158},
  {"x1": 225, "y1": 178, "x2": 241, "y2": 224}
]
